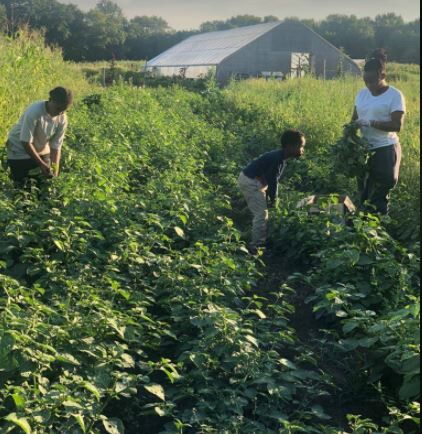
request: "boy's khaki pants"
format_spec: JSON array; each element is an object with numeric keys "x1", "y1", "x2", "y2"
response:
[{"x1": 238, "y1": 172, "x2": 268, "y2": 247}]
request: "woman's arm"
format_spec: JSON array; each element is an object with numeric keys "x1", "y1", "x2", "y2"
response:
[{"x1": 370, "y1": 111, "x2": 405, "y2": 133}]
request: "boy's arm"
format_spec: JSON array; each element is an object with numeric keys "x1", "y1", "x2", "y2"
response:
[{"x1": 266, "y1": 162, "x2": 279, "y2": 205}]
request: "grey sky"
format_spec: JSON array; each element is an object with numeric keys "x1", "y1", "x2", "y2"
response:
[{"x1": 59, "y1": 0, "x2": 420, "y2": 30}]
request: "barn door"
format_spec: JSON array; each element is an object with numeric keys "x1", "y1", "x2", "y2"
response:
[{"x1": 291, "y1": 52, "x2": 311, "y2": 78}]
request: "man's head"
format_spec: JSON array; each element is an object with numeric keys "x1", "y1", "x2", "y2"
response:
[
  {"x1": 281, "y1": 129, "x2": 306, "y2": 159},
  {"x1": 48, "y1": 87, "x2": 73, "y2": 117}
]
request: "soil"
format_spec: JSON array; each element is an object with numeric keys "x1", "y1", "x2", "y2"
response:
[{"x1": 255, "y1": 250, "x2": 392, "y2": 431}]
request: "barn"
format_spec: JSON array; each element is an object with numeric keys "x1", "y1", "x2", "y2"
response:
[{"x1": 145, "y1": 20, "x2": 362, "y2": 83}]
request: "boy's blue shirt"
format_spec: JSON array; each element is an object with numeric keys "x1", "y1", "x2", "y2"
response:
[{"x1": 243, "y1": 150, "x2": 286, "y2": 202}]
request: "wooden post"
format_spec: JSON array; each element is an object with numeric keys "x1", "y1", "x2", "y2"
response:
[{"x1": 323, "y1": 59, "x2": 327, "y2": 80}]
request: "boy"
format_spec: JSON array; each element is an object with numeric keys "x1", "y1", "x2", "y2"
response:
[{"x1": 238, "y1": 129, "x2": 306, "y2": 254}]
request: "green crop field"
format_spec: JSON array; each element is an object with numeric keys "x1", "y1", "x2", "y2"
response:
[{"x1": 0, "y1": 33, "x2": 420, "y2": 434}]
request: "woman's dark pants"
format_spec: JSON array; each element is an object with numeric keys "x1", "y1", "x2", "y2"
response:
[{"x1": 358, "y1": 143, "x2": 401, "y2": 215}]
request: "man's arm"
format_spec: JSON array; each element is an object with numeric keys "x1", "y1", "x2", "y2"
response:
[
  {"x1": 351, "y1": 106, "x2": 358, "y2": 123},
  {"x1": 50, "y1": 147, "x2": 61, "y2": 177},
  {"x1": 23, "y1": 142, "x2": 52, "y2": 176},
  {"x1": 49, "y1": 117, "x2": 67, "y2": 177},
  {"x1": 370, "y1": 111, "x2": 405, "y2": 133}
]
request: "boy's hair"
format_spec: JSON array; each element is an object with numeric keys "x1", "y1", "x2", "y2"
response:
[
  {"x1": 281, "y1": 129, "x2": 305, "y2": 148},
  {"x1": 364, "y1": 48, "x2": 387, "y2": 75},
  {"x1": 49, "y1": 87, "x2": 73, "y2": 105}
]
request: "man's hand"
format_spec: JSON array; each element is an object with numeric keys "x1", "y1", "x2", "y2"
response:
[{"x1": 40, "y1": 163, "x2": 53, "y2": 178}]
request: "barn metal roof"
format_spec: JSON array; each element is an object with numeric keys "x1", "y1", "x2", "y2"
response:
[{"x1": 146, "y1": 22, "x2": 282, "y2": 67}]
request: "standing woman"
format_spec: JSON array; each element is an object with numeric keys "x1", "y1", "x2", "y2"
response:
[
  {"x1": 352, "y1": 49, "x2": 406, "y2": 215},
  {"x1": 6, "y1": 87, "x2": 73, "y2": 188}
]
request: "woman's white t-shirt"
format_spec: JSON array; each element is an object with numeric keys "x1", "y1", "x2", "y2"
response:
[{"x1": 355, "y1": 86, "x2": 406, "y2": 150}]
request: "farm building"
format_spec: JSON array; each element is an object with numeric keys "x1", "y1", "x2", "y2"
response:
[{"x1": 146, "y1": 20, "x2": 362, "y2": 83}]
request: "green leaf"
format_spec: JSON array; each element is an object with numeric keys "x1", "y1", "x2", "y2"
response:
[
  {"x1": 11, "y1": 394, "x2": 26, "y2": 411},
  {"x1": 335, "y1": 310, "x2": 348, "y2": 318},
  {"x1": 342, "y1": 321, "x2": 359, "y2": 334},
  {"x1": 0, "y1": 333, "x2": 14, "y2": 353},
  {"x1": 63, "y1": 400, "x2": 84, "y2": 410},
  {"x1": 222, "y1": 256, "x2": 236, "y2": 270},
  {"x1": 279, "y1": 358, "x2": 297, "y2": 370},
  {"x1": 401, "y1": 355, "x2": 420, "y2": 375},
  {"x1": 178, "y1": 214, "x2": 188, "y2": 225},
  {"x1": 103, "y1": 417, "x2": 125, "y2": 434},
  {"x1": 4, "y1": 413, "x2": 32, "y2": 434},
  {"x1": 53, "y1": 240, "x2": 65, "y2": 251},
  {"x1": 399, "y1": 375, "x2": 420, "y2": 400},
  {"x1": 72, "y1": 414, "x2": 86, "y2": 433},
  {"x1": 154, "y1": 406, "x2": 166, "y2": 417},
  {"x1": 311, "y1": 405, "x2": 332, "y2": 420},
  {"x1": 254, "y1": 309, "x2": 267, "y2": 319},
  {"x1": 144, "y1": 384, "x2": 165, "y2": 401},
  {"x1": 174, "y1": 226, "x2": 185, "y2": 238},
  {"x1": 121, "y1": 353, "x2": 135, "y2": 369},
  {"x1": 56, "y1": 353, "x2": 80, "y2": 366},
  {"x1": 245, "y1": 335, "x2": 259, "y2": 348},
  {"x1": 357, "y1": 337, "x2": 379, "y2": 348},
  {"x1": 82, "y1": 382, "x2": 101, "y2": 400},
  {"x1": 357, "y1": 255, "x2": 374, "y2": 265}
]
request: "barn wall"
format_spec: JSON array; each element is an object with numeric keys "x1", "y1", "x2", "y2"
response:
[
  {"x1": 217, "y1": 21, "x2": 361, "y2": 83},
  {"x1": 147, "y1": 65, "x2": 215, "y2": 79},
  {"x1": 217, "y1": 31, "x2": 290, "y2": 84}
]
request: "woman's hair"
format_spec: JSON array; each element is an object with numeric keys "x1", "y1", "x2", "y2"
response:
[
  {"x1": 49, "y1": 87, "x2": 73, "y2": 105},
  {"x1": 364, "y1": 49, "x2": 387, "y2": 75}
]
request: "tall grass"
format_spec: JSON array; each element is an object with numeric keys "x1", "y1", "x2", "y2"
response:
[{"x1": 0, "y1": 29, "x2": 90, "y2": 146}]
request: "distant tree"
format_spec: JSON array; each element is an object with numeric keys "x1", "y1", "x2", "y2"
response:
[
  {"x1": 0, "y1": 1, "x2": 419, "y2": 64},
  {"x1": 300, "y1": 18, "x2": 319, "y2": 30},
  {"x1": 227, "y1": 15, "x2": 262, "y2": 28},
  {"x1": 263, "y1": 15, "x2": 279, "y2": 23},
  {"x1": 200, "y1": 14, "x2": 264, "y2": 33},
  {"x1": 199, "y1": 20, "x2": 224, "y2": 33},
  {"x1": 125, "y1": 15, "x2": 172, "y2": 59},
  {"x1": 0, "y1": 3, "x2": 7, "y2": 31},
  {"x1": 83, "y1": 0, "x2": 127, "y2": 59},
  {"x1": 129, "y1": 16, "x2": 169, "y2": 35},
  {"x1": 318, "y1": 14, "x2": 375, "y2": 58},
  {"x1": 374, "y1": 13, "x2": 404, "y2": 47}
]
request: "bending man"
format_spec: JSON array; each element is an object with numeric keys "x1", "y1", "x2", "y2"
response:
[{"x1": 6, "y1": 87, "x2": 73, "y2": 188}]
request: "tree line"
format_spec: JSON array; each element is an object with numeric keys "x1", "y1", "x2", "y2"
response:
[{"x1": 0, "y1": 0, "x2": 419, "y2": 63}]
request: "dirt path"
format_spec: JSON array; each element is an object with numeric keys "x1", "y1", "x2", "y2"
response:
[{"x1": 257, "y1": 251, "x2": 389, "y2": 430}]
